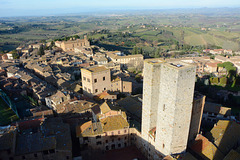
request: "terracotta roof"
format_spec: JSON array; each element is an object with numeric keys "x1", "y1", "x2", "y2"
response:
[
  {"x1": 18, "y1": 118, "x2": 44, "y2": 132},
  {"x1": 117, "y1": 96, "x2": 142, "y2": 119},
  {"x1": 15, "y1": 132, "x2": 56, "y2": 155},
  {"x1": 85, "y1": 66, "x2": 109, "y2": 73},
  {"x1": 206, "y1": 62, "x2": 222, "y2": 67},
  {"x1": 77, "y1": 121, "x2": 92, "y2": 136},
  {"x1": 176, "y1": 152, "x2": 198, "y2": 160},
  {"x1": 95, "y1": 91, "x2": 111, "y2": 100},
  {"x1": 100, "y1": 102, "x2": 111, "y2": 114},
  {"x1": 100, "y1": 102, "x2": 123, "y2": 114},
  {"x1": 76, "y1": 114, "x2": 129, "y2": 137},
  {"x1": 205, "y1": 120, "x2": 240, "y2": 155},
  {"x1": 76, "y1": 121, "x2": 103, "y2": 137},
  {"x1": 190, "y1": 134, "x2": 225, "y2": 160},
  {"x1": 100, "y1": 115, "x2": 129, "y2": 132},
  {"x1": 56, "y1": 100, "x2": 97, "y2": 114}
]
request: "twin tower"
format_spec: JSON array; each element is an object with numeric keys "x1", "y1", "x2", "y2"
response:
[{"x1": 141, "y1": 59, "x2": 197, "y2": 158}]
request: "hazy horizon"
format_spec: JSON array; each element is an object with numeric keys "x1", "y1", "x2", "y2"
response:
[{"x1": 0, "y1": 0, "x2": 240, "y2": 17}]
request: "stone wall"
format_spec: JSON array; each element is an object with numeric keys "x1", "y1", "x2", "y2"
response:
[{"x1": 141, "y1": 60, "x2": 197, "y2": 157}]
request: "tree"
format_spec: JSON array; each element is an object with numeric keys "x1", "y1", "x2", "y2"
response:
[
  {"x1": 154, "y1": 48, "x2": 160, "y2": 58},
  {"x1": 210, "y1": 55, "x2": 215, "y2": 59},
  {"x1": 73, "y1": 35, "x2": 80, "y2": 39},
  {"x1": 48, "y1": 41, "x2": 54, "y2": 50},
  {"x1": 139, "y1": 48, "x2": 143, "y2": 55},
  {"x1": 37, "y1": 45, "x2": 44, "y2": 56},
  {"x1": 11, "y1": 50, "x2": 20, "y2": 59},
  {"x1": 220, "y1": 77, "x2": 227, "y2": 86},
  {"x1": 40, "y1": 39, "x2": 46, "y2": 43},
  {"x1": 132, "y1": 46, "x2": 138, "y2": 55}
]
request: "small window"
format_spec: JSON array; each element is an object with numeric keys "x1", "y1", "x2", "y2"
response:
[
  {"x1": 118, "y1": 131, "x2": 120, "y2": 134},
  {"x1": 83, "y1": 77, "x2": 86, "y2": 81},
  {"x1": 95, "y1": 89, "x2": 98, "y2": 93},
  {"x1": 104, "y1": 88, "x2": 106, "y2": 90},
  {"x1": 94, "y1": 79, "x2": 97, "y2": 83},
  {"x1": 87, "y1": 78, "x2": 90, "y2": 82},
  {"x1": 106, "y1": 140, "x2": 108, "y2": 143},
  {"x1": 163, "y1": 143, "x2": 165, "y2": 148},
  {"x1": 118, "y1": 143, "x2": 121, "y2": 147},
  {"x1": 124, "y1": 130, "x2": 127, "y2": 133},
  {"x1": 22, "y1": 156, "x2": 25, "y2": 160},
  {"x1": 34, "y1": 153, "x2": 38, "y2": 157},
  {"x1": 163, "y1": 104, "x2": 165, "y2": 111},
  {"x1": 112, "y1": 139, "x2": 114, "y2": 142},
  {"x1": 118, "y1": 138, "x2": 120, "y2": 141},
  {"x1": 88, "y1": 89, "x2": 91, "y2": 93},
  {"x1": 112, "y1": 132, "x2": 114, "y2": 135},
  {"x1": 103, "y1": 77, "x2": 105, "y2": 81}
]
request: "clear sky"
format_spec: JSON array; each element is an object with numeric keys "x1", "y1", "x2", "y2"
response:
[{"x1": 0, "y1": 0, "x2": 240, "y2": 17}]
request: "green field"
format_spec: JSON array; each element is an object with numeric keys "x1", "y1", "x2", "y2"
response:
[
  {"x1": 0, "y1": 96, "x2": 18, "y2": 126},
  {"x1": 1, "y1": 11, "x2": 240, "y2": 52}
]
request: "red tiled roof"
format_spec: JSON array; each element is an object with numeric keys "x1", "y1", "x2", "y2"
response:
[{"x1": 18, "y1": 118, "x2": 44, "y2": 131}]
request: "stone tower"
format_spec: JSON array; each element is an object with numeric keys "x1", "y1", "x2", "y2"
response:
[
  {"x1": 188, "y1": 92, "x2": 206, "y2": 143},
  {"x1": 141, "y1": 60, "x2": 196, "y2": 158},
  {"x1": 141, "y1": 60, "x2": 163, "y2": 144}
]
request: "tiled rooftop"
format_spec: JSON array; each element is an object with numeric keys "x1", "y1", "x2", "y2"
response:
[
  {"x1": 85, "y1": 66, "x2": 109, "y2": 73},
  {"x1": 205, "y1": 120, "x2": 240, "y2": 155},
  {"x1": 190, "y1": 134, "x2": 225, "y2": 160},
  {"x1": 76, "y1": 114, "x2": 129, "y2": 137}
]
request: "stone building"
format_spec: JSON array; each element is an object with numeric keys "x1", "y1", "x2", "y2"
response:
[
  {"x1": 81, "y1": 66, "x2": 111, "y2": 97},
  {"x1": 111, "y1": 77, "x2": 132, "y2": 94},
  {"x1": 188, "y1": 92, "x2": 206, "y2": 143},
  {"x1": 202, "y1": 102, "x2": 235, "y2": 123},
  {"x1": 81, "y1": 66, "x2": 132, "y2": 98},
  {"x1": 141, "y1": 59, "x2": 197, "y2": 158},
  {"x1": 45, "y1": 91, "x2": 69, "y2": 110},
  {"x1": 0, "y1": 118, "x2": 72, "y2": 160},
  {"x1": 76, "y1": 114, "x2": 130, "y2": 158},
  {"x1": 106, "y1": 51, "x2": 144, "y2": 68},
  {"x1": 55, "y1": 36, "x2": 90, "y2": 52}
]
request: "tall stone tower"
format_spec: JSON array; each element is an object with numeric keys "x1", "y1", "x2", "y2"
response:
[
  {"x1": 188, "y1": 92, "x2": 206, "y2": 143},
  {"x1": 141, "y1": 60, "x2": 196, "y2": 158},
  {"x1": 141, "y1": 60, "x2": 163, "y2": 144}
]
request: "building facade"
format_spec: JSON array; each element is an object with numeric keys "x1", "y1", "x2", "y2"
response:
[
  {"x1": 81, "y1": 66, "x2": 111, "y2": 97},
  {"x1": 55, "y1": 36, "x2": 90, "y2": 52},
  {"x1": 141, "y1": 59, "x2": 197, "y2": 158},
  {"x1": 188, "y1": 92, "x2": 206, "y2": 143}
]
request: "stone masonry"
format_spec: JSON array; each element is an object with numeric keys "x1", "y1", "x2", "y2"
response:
[{"x1": 141, "y1": 59, "x2": 196, "y2": 157}]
